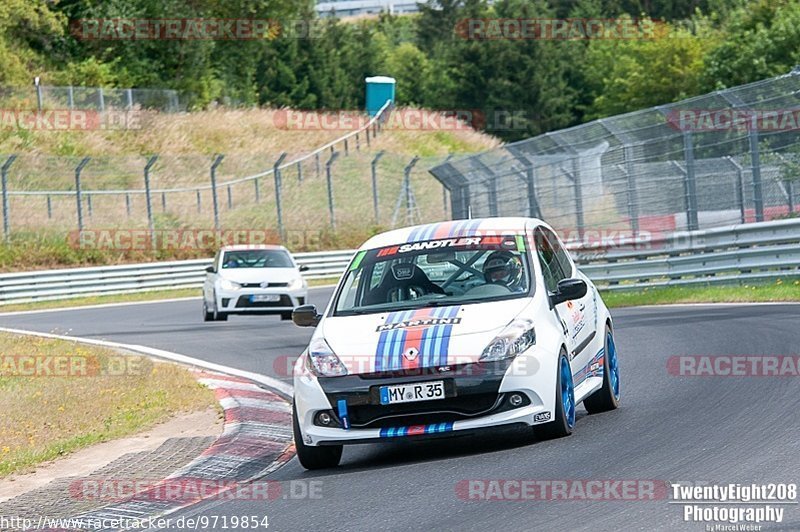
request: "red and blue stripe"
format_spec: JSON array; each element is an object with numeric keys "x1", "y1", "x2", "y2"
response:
[
  {"x1": 405, "y1": 219, "x2": 484, "y2": 243},
  {"x1": 573, "y1": 348, "x2": 605, "y2": 387},
  {"x1": 374, "y1": 305, "x2": 461, "y2": 372},
  {"x1": 379, "y1": 422, "x2": 454, "y2": 438}
]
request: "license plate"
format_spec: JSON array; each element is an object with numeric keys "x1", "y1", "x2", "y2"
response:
[
  {"x1": 380, "y1": 380, "x2": 445, "y2": 405},
  {"x1": 251, "y1": 294, "x2": 281, "y2": 302}
]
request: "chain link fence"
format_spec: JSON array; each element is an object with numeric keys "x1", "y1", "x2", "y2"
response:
[
  {"x1": 0, "y1": 102, "x2": 457, "y2": 249},
  {"x1": 0, "y1": 85, "x2": 184, "y2": 112},
  {"x1": 430, "y1": 68, "x2": 800, "y2": 243}
]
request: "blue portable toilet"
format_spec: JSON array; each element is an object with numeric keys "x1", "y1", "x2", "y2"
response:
[{"x1": 365, "y1": 76, "x2": 396, "y2": 116}]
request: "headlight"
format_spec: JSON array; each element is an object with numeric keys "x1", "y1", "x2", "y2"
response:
[
  {"x1": 305, "y1": 337, "x2": 348, "y2": 377},
  {"x1": 480, "y1": 319, "x2": 536, "y2": 362},
  {"x1": 219, "y1": 278, "x2": 241, "y2": 291},
  {"x1": 288, "y1": 277, "x2": 306, "y2": 290}
]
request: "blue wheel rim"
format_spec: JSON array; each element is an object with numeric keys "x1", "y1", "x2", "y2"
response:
[
  {"x1": 560, "y1": 356, "x2": 575, "y2": 428},
  {"x1": 607, "y1": 332, "x2": 620, "y2": 400}
]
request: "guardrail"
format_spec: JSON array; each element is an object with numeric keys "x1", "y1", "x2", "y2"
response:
[
  {"x1": 0, "y1": 250, "x2": 354, "y2": 305},
  {"x1": 0, "y1": 219, "x2": 798, "y2": 305}
]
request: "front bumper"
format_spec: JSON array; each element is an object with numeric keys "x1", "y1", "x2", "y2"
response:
[
  {"x1": 293, "y1": 352, "x2": 559, "y2": 446},
  {"x1": 216, "y1": 287, "x2": 307, "y2": 314}
]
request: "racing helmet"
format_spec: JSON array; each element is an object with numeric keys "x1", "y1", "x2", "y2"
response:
[{"x1": 483, "y1": 250, "x2": 524, "y2": 290}]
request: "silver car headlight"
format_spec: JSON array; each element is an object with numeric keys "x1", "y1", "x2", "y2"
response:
[
  {"x1": 288, "y1": 277, "x2": 306, "y2": 290},
  {"x1": 305, "y1": 337, "x2": 348, "y2": 377},
  {"x1": 480, "y1": 319, "x2": 536, "y2": 362},
  {"x1": 219, "y1": 278, "x2": 241, "y2": 291}
]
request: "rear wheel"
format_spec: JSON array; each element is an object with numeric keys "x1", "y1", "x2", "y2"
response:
[
  {"x1": 534, "y1": 350, "x2": 575, "y2": 440},
  {"x1": 584, "y1": 325, "x2": 620, "y2": 414},
  {"x1": 292, "y1": 404, "x2": 342, "y2": 470}
]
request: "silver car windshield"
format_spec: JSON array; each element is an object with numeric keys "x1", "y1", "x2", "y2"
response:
[
  {"x1": 221, "y1": 250, "x2": 293, "y2": 269},
  {"x1": 333, "y1": 235, "x2": 532, "y2": 316}
]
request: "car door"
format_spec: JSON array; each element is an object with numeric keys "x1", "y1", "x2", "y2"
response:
[{"x1": 533, "y1": 226, "x2": 597, "y2": 367}]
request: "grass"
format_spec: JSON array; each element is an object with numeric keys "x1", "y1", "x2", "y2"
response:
[
  {"x1": 601, "y1": 279, "x2": 800, "y2": 308},
  {"x1": 0, "y1": 332, "x2": 217, "y2": 477}
]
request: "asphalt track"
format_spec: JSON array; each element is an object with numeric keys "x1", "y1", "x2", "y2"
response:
[{"x1": 2, "y1": 294, "x2": 799, "y2": 531}]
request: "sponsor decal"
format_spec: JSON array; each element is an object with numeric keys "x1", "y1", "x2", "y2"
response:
[
  {"x1": 573, "y1": 349, "x2": 605, "y2": 386},
  {"x1": 533, "y1": 412, "x2": 551, "y2": 423},
  {"x1": 397, "y1": 237, "x2": 482, "y2": 254},
  {"x1": 376, "y1": 317, "x2": 462, "y2": 332}
]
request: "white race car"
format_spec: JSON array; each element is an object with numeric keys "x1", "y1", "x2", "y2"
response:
[
  {"x1": 291, "y1": 217, "x2": 619, "y2": 469},
  {"x1": 203, "y1": 245, "x2": 309, "y2": 321}
]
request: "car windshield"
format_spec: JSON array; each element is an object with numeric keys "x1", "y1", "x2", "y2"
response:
[
  {"x1": 333, "y1": 235, "x2": 532, "y2": 316},
  {"x1": 221, "y1": 249, "x2": 293, "y2": 269}
]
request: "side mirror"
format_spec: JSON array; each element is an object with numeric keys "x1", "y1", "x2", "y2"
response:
[
  {"x1": 292, "y1": 305, "x2": 321, "y2": 327},
  {"x1": 551, "y1": 278, "x2": 587, "y2": 307},
  {"x1": 205, "y1": 265, "x2": 215, "y2": 273},
  {"x1": 298, "y1": 264, "x2": 310, "y2": 272}
]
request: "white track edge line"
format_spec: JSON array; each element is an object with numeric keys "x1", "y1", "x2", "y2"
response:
[{"x1": 0, "y1": 326, "x2": 294, "y2": 398}]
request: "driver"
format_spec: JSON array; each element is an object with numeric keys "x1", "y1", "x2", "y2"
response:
[{"x1": 483, "y1": 250, "x2": 525, "y2": 292}]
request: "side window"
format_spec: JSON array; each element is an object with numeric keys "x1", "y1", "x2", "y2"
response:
[
  {"x1": 534, "y1": 228, "x2": 565, "y2": 293},
  {"x1": 542, "y1": 228, "x2": 574, "y2": 278}
]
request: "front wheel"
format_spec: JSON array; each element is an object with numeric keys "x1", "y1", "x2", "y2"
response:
[
  {"x1": 534, "y1": 350, "x2": 575, "y2": 440},
  {"x1": 583, "y1": 325, "x2": 620, "y2": 414},
  {"x1": 203, "y1": 300, "x2": 214, "y2": 322},
  {"x1": 292, "y1": 404, "x2": 342, "y2": 470}
]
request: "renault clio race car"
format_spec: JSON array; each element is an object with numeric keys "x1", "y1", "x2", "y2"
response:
[{"x1": 291, "y1": 217, "x2": 620, "y2": 469}]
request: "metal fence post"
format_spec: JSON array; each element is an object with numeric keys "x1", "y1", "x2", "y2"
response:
[
  {"x1": 297, "y1": 160, "x2": 303, "y2": 182},
  {"x1": 47, "y1": 195, "x2": 52, "y2": 219},
  {"x1": 326, "y1": 152, "x2": 340, "y2": 229},
  {"x1": 161, "y1": 191, "x2": 166, "y2": 212},
  {"x1": 227, "y1": 185, "x2": 232, "y2": 209},
  {"x1": 254, "y1": 176, "x2": 260, "y2": 203},
  {"x1": 196, "y1": 190, "x2": 202, "y2": 213},
  {"x1": 749, "y1": 130, "x2": 764, "y2": 222},
  {"x1": 725, "y1": 156, "x2": 746, "y2": 223},
  {"x1": 273, "y1": 152, "x2": 287, "y2": 239},
  {"x1": 126, "y1": 88, "x2": 133, "y2": 110},
  {"x1": 87, "y1": 194, "x2": 93, "y2": 218},
  {"x1": 344, "y1": 138, "x2": 349, "y2": 156},
  {"x1": 371, "y1": 151, "x2": 385, "y2": 224},
  {"x1": 144, "y1": 156, "x2": 158, "y2": 243},
  {"x1": 67, "y1": 86, "x2": 74, "y2": 109},
  {"x1": 36, "y1": 84, "x2": 43, "y2": 112},
  {"x1": 1, "y1": 155, "x2": 18, "y2": 240},
  {"x1": 74, "y1": 157, "x2": 90, "y2": 231},
  {"x1": 682, "y1": 132, "x2": 699, "y2": 230},
  {"x1": 315, "y1": 152, "x2": 321, "y2": 178},
  {"x1": 125, "y1": 193, "x2": 131, "y2": 216},
  {"x1": 210, "y1": 155, "x2": 224, "y2": 231},
  {"x1": 98, "y1": 88, "x2": 105, "y2": 112},
  {"x1": 403, "y1": 156, "x2": 420, "y2": 224}
]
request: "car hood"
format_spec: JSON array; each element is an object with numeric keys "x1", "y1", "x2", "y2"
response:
[
  {"x1": 218, "y1": 268, "x2": 298, "y2": 284},
  {"x1": 322, "y1": 298, "x2": 531, "y2": 375}
]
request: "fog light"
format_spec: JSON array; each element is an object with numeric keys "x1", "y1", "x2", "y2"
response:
[
  {"x1": 509, "y1": 394, "x2": 524, "y2": 407},
  {"x1": 318, "y1": 412, "x2": 332, "y2": 425}
]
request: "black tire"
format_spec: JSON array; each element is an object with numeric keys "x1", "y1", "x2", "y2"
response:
[
  {"x1": 216, "y1": 312, "x2": 228, "y2": 321},
  {"x1": 534, "y1": 349, "x2": 575, "y2": 440},
  {"x1": 292, "y1": 404, "x2": 342, "y2": 470},
  {"x1": 584, "y1": 324, "x2": 620, "y2": 414},
  {"x1": 280, "y1": 311, "x2": 293, "y2": 321},
  {"x1": 203, "y1": 300, "x2": 214, "y2": 322}
]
